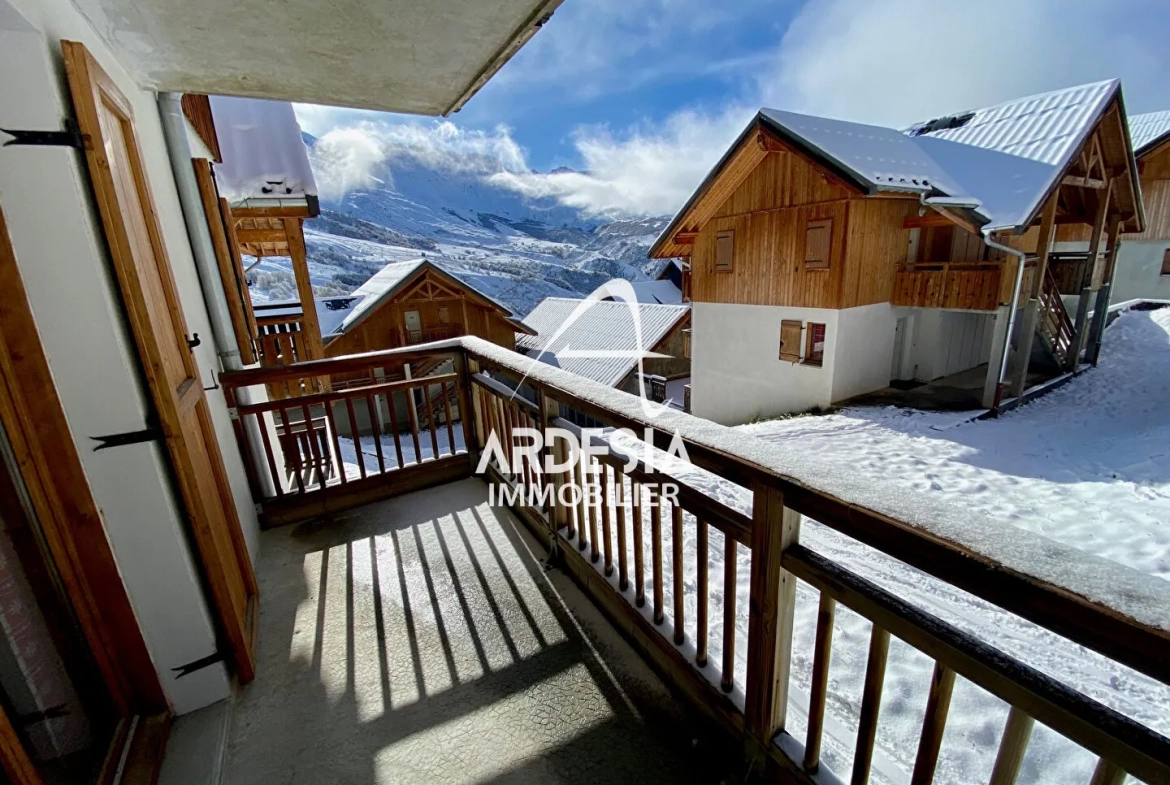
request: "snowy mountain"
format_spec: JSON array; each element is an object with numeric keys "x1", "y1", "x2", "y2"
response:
[{"x1": 245, "y1": 135, "x2": 671, "y2": 317}]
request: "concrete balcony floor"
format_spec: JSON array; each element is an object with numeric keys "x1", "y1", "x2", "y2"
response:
[{"x1": 222, "y1": 478, "x2": 737, "y2": 784}]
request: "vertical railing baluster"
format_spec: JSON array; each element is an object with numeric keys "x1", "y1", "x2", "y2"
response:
[
  {"x1": 852, "y1": 625, "x2": 890, "y2": 784},
  {"x1": 322, "y1": 400, "x2": 346, "y2": 485},
  {"x1": 910, "y1": 663, "x2": 957, "y2": 785},
  {"x1": 632, "y1": 481, "x2": 645, "y2": 607},
  {"x1": 601, "y1": 464, "x2": 613, "y2": 577},
  {"x1": 256, "y1": 410, "x2": 283, "y2": 497},
  {"x1": 672, "y1": 503, "x2": 685, "y2": 645},
  {"x1": 407, "y1": 384, "x2": 422, "y2": 465},
  {"x1": 344, "y1": 396, "x2": 365, "y2": 480},
  {"x1": 988, "y1": 707, "x2": 1035, "y2": 785},
  {"x1": 385, "y1": 390, "x2": 404, "y2": 470},
  {"x1": 616, "y1": 474, "x2": 629, "y2": 591},
  {"x1": 442, "y1": 381, "x2": 456, "y2": 455},
  {"x1": 423, "y1": 382, "x2": 440, "y2": 460},
  {"x1": 576, "y1": 458, "x2": 589, "y2": 552},
  {"x1": 1088, "y1": 759, "x2": 1126, "y2": 785},
  {"x1": 696, "y1": 517, "x2": 709, "y2": 667},
  {"x1": 587, "y1": 457, "x2": 600, "y2": 562},
  {"x1": 721, "y1": 535, "x2": 737, "y2": 692},
  {"x1": 365, "y1": 394, "x2": 386, "y2": 474},
  {"x1": 652, "y1": 486, "x2": 664, "y2": 624},
  {"x1": 744, "y1": 482, "x2": 801, "y2": 751},
  {"x1": 805, "y1": 593, "x2": 837, "y2": 772}
]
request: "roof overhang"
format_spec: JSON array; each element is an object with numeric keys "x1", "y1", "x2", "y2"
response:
[{"x1": 67, "y1": 0, "x2": 563, "y2": 116}]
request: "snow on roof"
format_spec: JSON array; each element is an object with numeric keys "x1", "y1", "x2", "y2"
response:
[
  {"x1": 620, "y1": 280, "x2": 683, "y2": 305},
  {"x1": 254, "y1": 296, "x2": 365, "y2": 337},
  {"x1": 338, "y1": 258, "x2": 526, "y2": 335},
  {"x1": 210, "y1": 96, "x2": 317, "y2": 203},
  {"x1": 1129, "y1": 110, "x2": 1170, "y2": 157},
  {"x1": 907, "y1": 80, "x2": 1118, "y2": 166},
  {"x1": 517, "y1": 297, "x2": 689, "y2": 387}
]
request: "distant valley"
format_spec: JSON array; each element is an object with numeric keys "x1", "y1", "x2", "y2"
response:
[{"x1": 246, "y1": 136, "x2": 670, "y2": 317}]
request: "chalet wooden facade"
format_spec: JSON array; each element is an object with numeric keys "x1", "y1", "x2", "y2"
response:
[{"x1": 651, "y1": 81, "x2": 1142, "y2": 423}]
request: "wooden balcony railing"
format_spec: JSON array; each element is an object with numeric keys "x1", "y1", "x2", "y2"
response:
[
  {"x1": 892, "y1": 262, "x2": 1004, "y2": 311},
  {"x1": 218, "y1": 337, "x2": 1170, "y2": 785},
  {"x1": 1045, "y1": 252, "x2": 1093, "y2": 295},
  {"x1": 404, "y1": 324, "x2": 464, "y2": 346}
]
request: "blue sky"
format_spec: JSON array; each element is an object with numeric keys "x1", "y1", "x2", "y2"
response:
[{"x1": 296, "y1": 0, "x2": 1170, "y2": 218}]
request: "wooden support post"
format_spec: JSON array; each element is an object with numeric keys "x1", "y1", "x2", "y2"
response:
[
  {"x1": 539, "y1": 391, "x2": 566, "y2": 560},
  {"x1": 285, "y1": 218, "x2": 325, "y2": 362},
  {"x1": 1010, "y1": 193, "x2": 1059, "y2": 398},
  {"x1": 466, "y1": 358, "x2": 486, "y2": 452},
  {"x1": 988, "y1": 707, "x2": 1034, "y2": 785},
  {"x1": 1086, "y1": 216, "x2": 1123, "y2": 366},
  {"x1": 1071, "y1": 180, "x2": 1112, "y2": 372},
  {"x1": 744, "y1": 482, "x2": 801, "y2": 755}
]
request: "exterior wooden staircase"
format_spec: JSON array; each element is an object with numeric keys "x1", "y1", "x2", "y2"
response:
[{"x1": 1035, "y1": 268, "x2": 1076, "y2": 369}]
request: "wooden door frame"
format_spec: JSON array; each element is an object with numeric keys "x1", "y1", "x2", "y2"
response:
[{"x1": 0, "y1": 202, "x2": 165, "y2": 717}]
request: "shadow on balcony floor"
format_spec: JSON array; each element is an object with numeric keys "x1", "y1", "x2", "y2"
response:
[{"x1": 223, "y1": 477, "x2": 738, "y2": 784}]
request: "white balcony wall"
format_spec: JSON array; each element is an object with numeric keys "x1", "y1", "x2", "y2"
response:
[{"x1": 0, "y1": 0, "x2": 259, "y2": 713}]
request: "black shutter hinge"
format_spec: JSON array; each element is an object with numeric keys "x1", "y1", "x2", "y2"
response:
[
  {"x1": 172, "y1": 650, "x2": 224, "y2": 678},
  {"x1": 91, "y1": 418, "x2": 164, "y2": 451},
  {"x1": 1, "y1": 119, "x2": 83, "y2": 149}
]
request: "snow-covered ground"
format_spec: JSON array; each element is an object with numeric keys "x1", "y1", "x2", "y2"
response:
[
  {"x1": 565, "y1": 308, "x2": 1170, "y2": 785},
  {"x1": 337, "y1": 423, "x2": 466, "y2": 480}
]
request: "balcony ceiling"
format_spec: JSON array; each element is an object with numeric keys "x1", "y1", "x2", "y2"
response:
[{"x1": 67, "y1": 0, "x2": 564, "y2": 115}]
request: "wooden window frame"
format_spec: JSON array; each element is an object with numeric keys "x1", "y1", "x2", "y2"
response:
[
  {"x1": 780, "y1": 319, "x2": 803, "y2": 363},
  {"x1": 438, "y1": 305, "x2": 451, "y2": 324},
  {"x1": 1161, "y1": 248, "x2": 1170, "y2": 276},
  {"x1": 715, "y1": 230, "x2": 735, "y2": 273},
  {"x1": 804, "y1": 218, "x2": 832, "y2": 270},
  {"x1": 804, "y1": 322, "x2": 826, "y2": 367}
]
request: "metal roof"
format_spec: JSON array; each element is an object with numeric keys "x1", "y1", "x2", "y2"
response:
[
  {"x1": 907, "y1": 80, "x2": 1118, "y2": 166},
  {"x1": 337, "y1": 258, "x2": 528, "y2": 336},
  {"x1": 254, "y1": 296, "x2": 364, "y2": 337},
  {"x1": 651, "y1": 80, "x2": 1133, "y2": 255},
  {"x1": 1129, "y1": 110, "x2": 1170, "y2": 157},
  {"x1": 517, "y1": 298, "x2": 689, "y2": 387},
  {"x1": 620, "y1": 280, "x2": 683, "y2": 305}
]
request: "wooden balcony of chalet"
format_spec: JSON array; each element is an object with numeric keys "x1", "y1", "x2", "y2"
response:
[{"x1": 215, "y1": 338, "x2": 1170, "y2": 785}]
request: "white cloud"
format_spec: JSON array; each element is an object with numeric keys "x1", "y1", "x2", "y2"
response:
[{"x1": 302, "y1": 0, "x2": 1170, "y2": 218}]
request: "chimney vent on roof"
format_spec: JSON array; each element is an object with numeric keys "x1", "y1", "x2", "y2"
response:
[{"x1": 907, "y1": 111, "x2": 976, "y2": 137}]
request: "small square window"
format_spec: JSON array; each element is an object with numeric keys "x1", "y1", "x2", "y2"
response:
[
  {"x1": 804, "y1": 218, "x2": 832, "y2": 269},
  {"x1": 804, "y1": 323, "x2": 826, "y2": 366},
  {"x1": 715, "y1": 230, "x2": 734, "y2": 272},
  {"x1": 438, "y1": 305, "x2": 450, "y2": 324}
]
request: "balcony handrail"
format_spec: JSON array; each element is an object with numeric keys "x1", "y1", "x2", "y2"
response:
[
  {"x1": 219, "y1": 336, "x2": 1170, "y2": 782},
  {"x1": 219, "y1": 335, "x2": 1170, "y2": 684}
]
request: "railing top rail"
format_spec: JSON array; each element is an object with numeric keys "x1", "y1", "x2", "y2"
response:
[{"x1": 217, "y1": 335, "x2": 1170, "y2": 684}]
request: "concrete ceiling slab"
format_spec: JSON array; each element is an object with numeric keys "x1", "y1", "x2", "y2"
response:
[{"x1": 67, "y1": 0, "x2": 563, "y2": 115}]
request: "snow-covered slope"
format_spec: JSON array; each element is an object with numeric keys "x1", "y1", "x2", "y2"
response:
[{"x1": 245, "y1": 137, "x2": 670, "y2": 316}]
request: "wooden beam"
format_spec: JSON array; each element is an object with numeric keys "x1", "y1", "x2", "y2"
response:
[
  {"x1": 1031, "y1": 191, "x2": 1060, "y2": 298},
  {"x1": 756, "y1": 131, "x2": 786, "y2": 153},
  {"x1": 234, "y1": 227, "x2": 290, "y2": 245},
  {"x1": 672, "y1": 231, "x2": 699, "y2": 245},
  {"x1": 284, "y1": 218, "x2": 324, "y2": 361},
  {"x1": 1062, "y1": 175, "x2": 1107, "y2": 190},
  {"x1": 1071, "y1": 177, "x2": 1112, "y2": 371},
  {"x1": 230, "y1": 204, "x2": 313, "y2": 219}
]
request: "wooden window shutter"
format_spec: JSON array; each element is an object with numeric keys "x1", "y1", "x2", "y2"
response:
[
  {"x1": 780, "y1": 319, "x2": 802, "y2": 362},
  {"x1": 716, "y1": 230, "x2": 734, "y2": 272},
  {"x1": 805, "y1": 322, "x2": 826, "y2": 366},
  {"x1": 438, "y1": 305, "x2": 450, "y2": 323},
  {"x1": 1161, "y1": 248, "x2": 1170, "y2": 276},
  {"x1": 804, "y1": 218, "x2": 832, "y2": 269}
]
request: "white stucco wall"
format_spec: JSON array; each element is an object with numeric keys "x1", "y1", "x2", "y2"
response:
[
  {"x1": 831, "y1": 303, "x2": 897, "y2": 402},
  {"x1": 691, "y1": 303, "x2": 839, "y2": 425},
  {"x1": 0, "y1": 0, "x2": 259, "y2": 713},
  {"x1": 1110, "y1": 240, "x2": 1170, "y2": 304},
  {"x1": 903, "y1": 309, "x2": 994, "y2": 381}
]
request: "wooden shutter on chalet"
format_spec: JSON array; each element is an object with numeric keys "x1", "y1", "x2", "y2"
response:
[
  {"x1": 62, "y1": 40, "x2": 258, "y2": 682},
  {"x1": 780, "y1": 319, "x2": 802, "y2": 362},
  {"x1": 716, "y1": 230, "x2": 734, "y2": 272},
  {"x1": 804, "y1": 218, "x2": 832, "y2": 269}
]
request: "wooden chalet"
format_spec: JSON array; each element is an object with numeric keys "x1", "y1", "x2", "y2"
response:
[{"x1": 651, "y1": 80, "x2": 1142, "y2": 423}]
